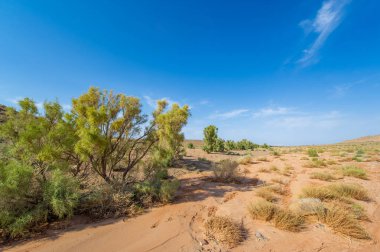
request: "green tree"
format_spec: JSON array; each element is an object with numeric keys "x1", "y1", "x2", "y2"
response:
[
  {"x1": 71, "y1": 87, "x2": 162, "y2": 183},
  {"x1": 0, "y1": 99, "x2": 79, "y2": 239},
  {"x1": 203, "y1": 125, "x2": 219, "y2": 153},
  {"x1": 154, "y1": 100, "x2": 190, "y2": 167},
  {"x1": 225, "y1": 140, "x2": 236, "y2": 151}
]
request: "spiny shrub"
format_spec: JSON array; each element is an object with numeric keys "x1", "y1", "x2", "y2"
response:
[
  {"x1": 212, "y1": 159, "x2": 239, "y2": 182},
  {"x1": 205, "y1": 216, "x2": 245, "y2": 248}
]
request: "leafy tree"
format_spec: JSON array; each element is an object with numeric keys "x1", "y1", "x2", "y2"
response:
[
  {"x1": 154, "y1": 100, "x2": 190, "y2": 166},
  {"x1": 71, "y1": 87, "x2": 164, "y2": 183},
  {"x1": 236, "y1": 139, "x2": 256, "y2": 150},
  {"x1": 215, "y1": 138, "x2": 225, "y2": 152},
  {"x1": 203, "y1": 125, "x2": 219, "y2": 153},
  {"x1": 0, "y1": 99, "x2": 79, "y2": 239},
  {"x1": 225, "y1": 140, "x2": 236, "y2": 151}
]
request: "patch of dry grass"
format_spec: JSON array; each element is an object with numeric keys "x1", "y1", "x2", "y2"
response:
[
  {"x1": 256, "y1": 188, "x2": 278, "y2": 202},
  {"x1": 238, "y1": 155, "x2": 253, "y2": 165},
  {"x1": 273, "y1": 209, "x2": 305, "y2": 232},
  {"x1": 341, "y1": 165, "x2": 368, "y2": 180},
  {"x1": 300, "y1": 183, "x2": 370, "y2": 202},
  {"x1": 304, "y1": 158, "x2": 328, "y2": 168},
  {"x1": 257, "y1": 157, "x2": 269, "y2": 162},
  {"x1": 248, "y1": 200, "x2": 304, "y2": 232},
  {"x1": 205, "y1": 216, "x2": 245, "y2": 248},
  {"x1": 212, "y1": 159, "x2": 239, "y2": 182},
  {"x1": 317, "y1": 204, "x2": 370, "y2": 239},
  {"x1": 310, "y1": 172, "x2": 336, "y2": 181}
]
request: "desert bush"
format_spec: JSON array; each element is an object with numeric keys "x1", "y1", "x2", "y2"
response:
[
  {"x1": 238, "y1": 155, "x2": 253, "y2": 165},
  {"x1": 159, "y1": 179, "x2": 180, "y2": 203},
  {"x1": 310, "y1": 172, "x2": 336, "y2": 181},
  {"x1": 225, "y1": 140, "x2": 236, "y2": 151},
  {"x1": 317, "y1": 204, "x2": 370, "y2": 239},
  {"x1": 248, "y1": 200, "x2": 278, "y2": 221},
  {"x1": 308, "y1": 148, "x2": 319, "y2": 157},
  {"x1": 215, "y1": 138, "x2": 225, "y2": 152},
  {"x1": 236, "y1": 139, "x2": 257, "y2": 150},
  {"x1": 212, "y1": 159, "x2": 239, "y2": 182},
  {"x1": 300, "y1": 183, "x2": 370, "y2": 202},
  {"x1": 205, "y1": 216, "x2": 244, "y2": 248},
  {"x1": 248, "y1": 200, "x2": 304, "y2": 232},
  {"x1": 341, "y1": 165, "x2": 367, "y2": 180},
  {"x1": 273, "y1": 209, "x2": 304, "y2": 232},
  {"x1": 187, "y1": 143, "x2": 194, "y2": 149},
  {"x1": 305, "y1": 158, "x2": 327, "y2": 168},
  {"x1": 256, "y1": 188, "x2": 278, "y2": 202},
  {"x1": 257, "y1": 157, "x2": 268, "y2": 162}
]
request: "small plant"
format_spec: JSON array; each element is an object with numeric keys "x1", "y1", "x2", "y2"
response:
[
  {"x1": 300, "y1": 183, "x2": 370, "y2": 202},
  {"x1": 341, "y1": 165, "x2": 367, "y2": 180},
  {"x1": 310, "y1": 172, "x2": 336, "y2": 181},
  {"x1": 317, "y1": 204, "x2": 370, "y2": 239},
  {"x1": 187, "y1": 143, "x2": 194, "y2": 149},
  {"x1": 159, "y1": 179, "x2": 180, "y2": 203},
  {"x1": 305, "y1": 158, "x2": 327, "y2": 168},
  {"x1": 212, "y1": 159, "x2": 239, "y2": 182},
  {"x1": 205, "y1": 216, "x2": 245, "y2": 248},
  {"x1": 256, "y1": 188, "x2": 278, "y2": 202},
  {"x1": 248, "y1": 200, "x2": 278, "y2": 221},
  {"x1": 308, "y1": 148, "x2": 319, "y2": 157},
  {"x1": 248, "y1": 200, "x2": 304, "y2": 232},
  {"x1": 238, "y1": 155, "x2": 253, "y2": 165}
]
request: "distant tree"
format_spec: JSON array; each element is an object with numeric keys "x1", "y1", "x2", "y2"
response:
[
  {"x1": 187, "y1": 143, "x2": 195, "y2": 149},
  {"x1": 203, "y1": 125, "x2": 219, "y2": 153},
  {"x1": 225, "y1": 140, "x2": 236, "y2": 151}
]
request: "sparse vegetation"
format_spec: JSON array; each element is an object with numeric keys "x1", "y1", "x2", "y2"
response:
[
  {"x1": 212, "y1": 159, "x2": 239, "y2": 182},
  {"x1": 205, "y1": 216, "x2": 245, "y2": 248},
  {"x1": 341, "y1": 165, "x2": 368, "y2": 180},
  {"x1": 310, "y1": 172, "x2": 336, "y2": 181},
  {"x1": 301, "y1": 183, "x2": 370, "y2": 202},
  {"x1": 238, "y1": 155, "x2": 253, "y2": 165},
  {"x1": 308, "y1": 148, "x2": 319, "y2": 157}
]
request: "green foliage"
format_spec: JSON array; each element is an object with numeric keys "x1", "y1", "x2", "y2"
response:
[
  {"x1": 215, "y1": 138, "x2": 225, "y2": 152},
  {"x1": 225, "y1": 140, "x2": 236, "y2": 151},
  {"x1": 235, "y1": 139, "x2": 256, "y2": 150},
  {"x1": 154, "y1": 100, "x2": 190, "y2": 166},
  {"x1": 203, "y1": 125, "x2": 219, "y2": 153},
  {"x1": 341, "y1": 165, "x2": 368, "y2": 180},
  {"x1": 187, "y1": 143, "x2": 195, "y2": 149},
  {"x1": 307, "y1": 148, "x2": 319, "y2": 157}
]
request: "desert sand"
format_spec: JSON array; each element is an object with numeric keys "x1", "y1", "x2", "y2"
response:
[{"x1": 4, "y1": 145, "x2": 380, "y2": 252}]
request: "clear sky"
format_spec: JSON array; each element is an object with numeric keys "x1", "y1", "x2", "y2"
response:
[{"x1": 0, "y1": 0, "x2": 379, "y2": 145}]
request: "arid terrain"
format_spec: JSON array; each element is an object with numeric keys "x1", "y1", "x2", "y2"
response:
[{"x1": 4, "y1": 139, "x2": 380, "y2": 252}]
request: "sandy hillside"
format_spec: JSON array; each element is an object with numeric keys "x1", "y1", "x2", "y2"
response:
[
  {"x1": 342, "y1": 135, "x2": 380, "y2": 143},
  {"x1": 3, "y1": 144, "x2": 380, "y2": 252}
]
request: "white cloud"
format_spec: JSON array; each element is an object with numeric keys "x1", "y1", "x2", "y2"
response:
[
  {"x1": 298, "y1": 0, "x2": 350, "y2": 66},
  {"x1": 267, "y1": 111, "x2": 342, "y2": 129},
  {"x1": 210, "y1": 109, "x2": 249, "y2": 120},
  {"x1": 143, "y1": 95, "x2": 187, "y2": 109},
  {"x1": 253, "y1": 107, "x2": 294, "y2": 118}
]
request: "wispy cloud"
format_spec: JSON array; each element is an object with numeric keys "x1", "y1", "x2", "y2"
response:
[
  {"x1": 267, "y1": 111, "x2": 342, "y2": 129},
  {"x1": 298, "y1": 0, "x2": 350, "y2": 66},
  {"x1": 210, "y1": 109, "x2": 249, "y2": 120},
  {"x1": 253, "y1": 106, "x2": 294, "y2": 118},
  {"x1": 330, "y1": 79, "x2": 366, "y2": 98},
  {"x1": 143, "y1": 95, "x2": 188, "y2": 109}
]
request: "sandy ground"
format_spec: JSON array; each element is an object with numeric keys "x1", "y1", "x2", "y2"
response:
[{"x1": 3, "y1": 148, "x2": 380, "y2": 252}]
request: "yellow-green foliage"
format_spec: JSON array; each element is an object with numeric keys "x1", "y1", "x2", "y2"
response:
[
  {"x1": 238, "y1": 155, "x2": 253, "y2": 165},
  {"x1": 341, "y1": 165, "x2": 368, "y2": 180},
  {"x1": 310, "y1": 172, "x2": 336, "y2": 181},
  {"x1": 301, "y1": 183, "x2": 370, "y2": 202}
]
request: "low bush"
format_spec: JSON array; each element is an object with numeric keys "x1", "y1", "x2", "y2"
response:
[
  {"x1": 187, "y1": 143, "x2": 194, "y2": 149},
  {"x1": 317, "y1": 204, "x2": 370, "y2": 239},
  {"x1": 248, "y1": 200, "x2": 278, "y2": 221},
  {"x1": 212, "y1": 159, "x2": 239, "y2": 182},
  {"x1": 205, "y1": 216, "x2": 245, "y2": 248},
  {"x1": 308, "y1": 149, "x2": 319, "y2": 157},
  {"x1": 310, "y1": 172, "x2": 336, "y2": 181},
  {"x1": 341, "y1": 165, "x2": 368, "y2": 180},
  {"x1": 300, "y1": 183, "x2": 370, "y2": 202},
  {"x1": 238, "y1": 155, "x2": 253, "y2": 165}
]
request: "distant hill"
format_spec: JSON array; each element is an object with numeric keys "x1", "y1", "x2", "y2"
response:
[{"x1": 342, "y1": 135, "x2": 380, "y2": 143}]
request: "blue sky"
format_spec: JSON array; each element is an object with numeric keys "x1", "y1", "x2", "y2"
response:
[{"x1": 0, "y1": 0, "x2": 379, "y2": 145}]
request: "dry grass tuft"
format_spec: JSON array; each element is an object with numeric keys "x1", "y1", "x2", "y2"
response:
[
  {"x1": 256, "y1": 188, "x2": 277, "y2": 202},
  {"x1": 257, "y1": 157, "x2": 269, "y2": 162},
  {"x1": 238, "y1": 155, "x2": 253, "y2": 165},
  {"x1": 304, "y1": 158, "x2": 328, "y2": 168},
  {"x1": 248, "y1": 200, "x2": 304, "y2": 232},
  {"x1": 341, "y1": 165, "x2": 368, "y2": 180},
  {"x1": 310, "y1": 172, "x2": 336, "y2": 181},
  {"x1": 317, "y1": 204, "x2": 370, "y2": 239},
  {"x1": 212, "y1": 159, "x2": 239, "y2": 182},
  {"x1": 248, "y1": 200, "x2": 278, "y2": 221},
  {"x1": 301, "y1": 183, "x2": 370, "y2": 202},
  {"x1": 273, "y1": 209, "x2": 305, "y2": 232},
  {"x1": 205, "y1": 216, "x2": 245, "y2": 248}
]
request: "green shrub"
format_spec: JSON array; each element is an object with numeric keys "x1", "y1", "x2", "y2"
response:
[
  {"x1": 341, "y1": 165, "x2": 367, "y2": 180},
  {"x1": 159, "y1": 179, "x2": 180, "y2": 203},
  {"x1": 187, "y1": 143, "x2": 194, "y2": 149},
  {"x1": 308, "y1": 149, "x2": 319, "y2": 157}
]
